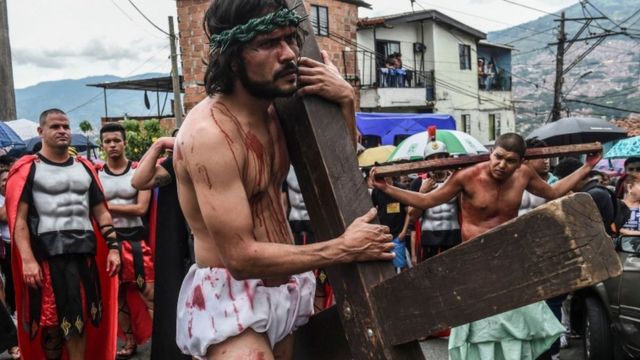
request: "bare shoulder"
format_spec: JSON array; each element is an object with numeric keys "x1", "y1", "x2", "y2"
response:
[
  {"x1": 176, "y1": 97, "x2": 246, "y2": 171},
  {"x1": 454, "y1": 162, "x2": 486, "y2": 180},
  {"x1": 174, "y1": 98, "x2": 246, "y2": 186}
]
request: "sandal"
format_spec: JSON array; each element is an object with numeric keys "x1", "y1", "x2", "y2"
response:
[
  {"x1": 8, "y1": 346, "x2": 20, "y2": 359},
  {"x1": 115, "y1": 343, "x2": 137, "y2": 359}
]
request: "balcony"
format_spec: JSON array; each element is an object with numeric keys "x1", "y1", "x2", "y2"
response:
[{"x1": 343, "y1": 50, "x2": 436, "y2": 110}]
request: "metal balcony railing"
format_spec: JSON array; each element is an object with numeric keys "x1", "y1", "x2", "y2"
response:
[{"x1": 341, "y1": 50, "x2": 436, "y2": 101}]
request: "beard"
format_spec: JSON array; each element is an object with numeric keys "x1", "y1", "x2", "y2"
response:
[{"x1": 237, "y1": 59, "x2": 298, "y2": 100}]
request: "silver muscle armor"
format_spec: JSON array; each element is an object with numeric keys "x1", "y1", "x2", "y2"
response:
[
  {"x1": 99, "y1": 166, "x2": 143, "y2": 228},
  {"x1": 32, "y1": 160, "x2": 94, "y2": 234},
  {"x1": 518, "y1": 190, "x2": 546, "y2": 216},
  {"x1": 421, "y1": 182, "x2": 460, "y2": 232},
  {"x1": 286, "y1": 166, "x2": 309, "y2": 221}
]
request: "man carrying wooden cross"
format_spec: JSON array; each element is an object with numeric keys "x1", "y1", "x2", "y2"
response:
[
  {"x1": 172, "y1": 1, "x2": 395, "y2": 359},
  {"x1": 371, "y1": 133, "x2": 601, "y2": 359}
]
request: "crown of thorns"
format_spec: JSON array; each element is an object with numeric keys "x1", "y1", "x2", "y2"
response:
[{"x1": 209, "y1": 3, "x2": 306, "y2": 53}]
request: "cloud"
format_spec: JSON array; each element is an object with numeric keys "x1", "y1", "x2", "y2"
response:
[{"x1": 12, "y1": 37, "x2": 163, "y2": 69}]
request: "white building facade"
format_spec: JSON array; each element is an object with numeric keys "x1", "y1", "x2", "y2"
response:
[{"x1": 354, "y1": 10, "x2": 516, "y2": 144}]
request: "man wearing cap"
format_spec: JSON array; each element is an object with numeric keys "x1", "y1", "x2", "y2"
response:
[{"x1": 172, "y1": 1, "x2": 395, "y2": 359}]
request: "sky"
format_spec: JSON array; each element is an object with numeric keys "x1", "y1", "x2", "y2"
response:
[{"x1": 6, "y1": 0, "x2": 577, "y2": 89}]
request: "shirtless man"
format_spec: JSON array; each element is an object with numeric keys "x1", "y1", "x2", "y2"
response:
[
  {"x1": 371, "y1": 133, "x2": 601, "y2": 359},
  {"x1": 173, "y1": 1, "x2": 394, "y2": 359}
]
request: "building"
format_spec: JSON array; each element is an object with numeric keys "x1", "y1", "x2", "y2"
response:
[
  {"x1": 355, "y1": 10, "x2": 516, "y2": 143},
  {"x1": 175, "y1": 0, "x2": 370, "y2": 112}
]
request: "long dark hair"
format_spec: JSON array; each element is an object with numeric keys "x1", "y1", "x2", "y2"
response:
[{"x1": 203, "y1": 0, "x2": 289, "y2": 96}]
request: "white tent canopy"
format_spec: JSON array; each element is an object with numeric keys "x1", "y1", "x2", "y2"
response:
[{"x1": 5, "y1": 119, "x2": 39, "y2": 140}]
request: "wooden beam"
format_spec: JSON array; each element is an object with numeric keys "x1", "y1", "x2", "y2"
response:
[
  {"x1": 375, "y1": 142, "x2": 602, "y2": 178},
  {"x1": 370, "y1": 193, "x2": 623, "y2": 345},
  {"x1": 274, "y1": 2, "x2": 425, "y2": 359}
]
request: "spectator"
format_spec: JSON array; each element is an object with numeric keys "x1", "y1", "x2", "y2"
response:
[
  {"x1": 620, "y1": 174, "x2": 640, "y2": 236},
  {"x1": 372, "y1": 176, "x2": 409, "y2": 272},
  {"x1": 0, "y1": 168, "x2": 14, "y2": 313},
  {"x1": 0, "y1": 167, "x2": 20, "y2": 360},
  {"x1": 485, "y1": 62, "x2": 496, "y2": 90},
  {"x1": 555, "y1": 158, "x2": 615, "y2": 234},
  {"x1": 615, "y1": 157, "x2": 640, "y2": 198},
  {"x1": 477, "y1": 58, "x2": 486, "y2": 89}
]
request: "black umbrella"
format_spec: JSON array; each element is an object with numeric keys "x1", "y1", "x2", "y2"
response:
[
  {"x1": 526, "y1": 117, "x2": 628, "y2": 146},
  {"x1": 25, "y1": 134, "x2": 98, "y2": 152}
]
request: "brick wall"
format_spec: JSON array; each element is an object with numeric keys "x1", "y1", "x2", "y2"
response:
[
  {"x1": 176, "y1": 0, "x2": 210, "y2": 112},
  {"x1": 176, "y1": 0, "x2": 360, "y2": 112}
]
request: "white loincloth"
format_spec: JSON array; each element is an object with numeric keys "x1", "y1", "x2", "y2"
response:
[{"x1": 176, "y1": 265, "x2": 315, "y2": 358}]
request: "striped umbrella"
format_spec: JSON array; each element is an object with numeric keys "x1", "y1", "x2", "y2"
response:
[{"x1": 388, "y1": 129, "x2": 488, "y2": 161}]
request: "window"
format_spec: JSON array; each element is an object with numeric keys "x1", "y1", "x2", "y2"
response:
[
  {"x1": 489, "y1": 114, "x2": 496, "y2": 141},
  {"x1": 462, "y1": 114, "x2": 471, "y2": 134},
  {"x1": 310, "y1": 5, "x2": 329, "y2": 36},
  {"x1": 459, "y1": 44, "x2": 471, "y2": 70}
]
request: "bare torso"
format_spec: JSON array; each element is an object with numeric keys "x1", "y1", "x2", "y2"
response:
[
  {"x1": 174, "y1": 97, "x2": 292, "y2": 270},
  {"x1": 456, "y1": 163, "x2": 532, "y2": 241}
]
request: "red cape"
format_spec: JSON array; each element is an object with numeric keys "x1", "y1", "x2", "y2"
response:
[
  {"x1": 97, "y1": 162, "x2": 154, "y2": 345},
  {"x1": 6, "y1": 155, "x2": 118, "y2": 360}
]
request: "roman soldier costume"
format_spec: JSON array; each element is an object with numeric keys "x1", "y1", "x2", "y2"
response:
[{"x1": 6, "y1": 154, "x2": 118, "y2": 360}]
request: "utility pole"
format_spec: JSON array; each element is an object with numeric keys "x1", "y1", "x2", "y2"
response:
[
  {"x1": 169, "y1": 16, "x2": 183, "y2": 127},
  {"x1": 551, "y1": 12, "x2": 565, "y2": 122},
  {"x1": 0, "y1": 0, "x2": 17, "y2": 121}
]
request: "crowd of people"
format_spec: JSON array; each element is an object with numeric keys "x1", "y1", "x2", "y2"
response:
[
  {"x1": 0, "y1": 1, "x2": 633, "y2": 359},
  {"x1": 363, "y1": 133, "x2": 640, "y2": 359},
  {"x1": 380, "y1": 52, "x2": 411, "y2": 88}
]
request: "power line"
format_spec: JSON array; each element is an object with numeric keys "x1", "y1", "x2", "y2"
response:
[
  {"x1": 500, "y1": 0, "x2": 559, "y2": 17},
  {"x1": 415, "y1": 0, "x2": 553, "y2": 38},
  {"x1": 127, "y1": 0, "x2": 170, "y2": 36},
  {"x1": 108, "y1": 0, "x2": 164, "y2": 40},
  {"x1": 565, "y1": 98, "x2": 640, "y2": 113}
]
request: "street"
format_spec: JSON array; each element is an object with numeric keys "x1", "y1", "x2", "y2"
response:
[
  {"x1": 420, "y1": 337, "x2": 585, "y2": 360},
  {"x1": 0, "y1": 336, "x2": 587, "y2": 359}
]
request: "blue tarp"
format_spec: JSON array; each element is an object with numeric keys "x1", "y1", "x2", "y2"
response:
[{"x1": 356, "y1": 112, "x2": 456, "y2": 145}]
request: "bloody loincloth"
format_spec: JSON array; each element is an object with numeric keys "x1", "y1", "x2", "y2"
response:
[{"x1": 176, "y1": 265, "x2": 315, "y2": 358}]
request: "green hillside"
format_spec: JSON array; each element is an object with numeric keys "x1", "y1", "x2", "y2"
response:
[{"x1": 487, "y1": 0, "x2": 640, "y2": 134}]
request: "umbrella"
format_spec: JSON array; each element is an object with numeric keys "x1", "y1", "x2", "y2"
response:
[
  {"x1": 388, "y1": 129, "x2": 488, "y2": 161},
  {"x1": 4, "y1": 119, "x2": 39, "y2": 140},
  {"x1": 526, "y1": 117, "x2": 627, "y2": 146},
  {"x1": 358, "y1": 145, "x2": 396, "y2": 167},
  {"x1": 594, "y1": 158, "x2": 625, "y2": 176},
  {"x1": 25, "y1": 134, "x2": 98, "y2": 152},
  {"x1": 605, "y1": 136, "x2": 640, "y2": 159},
  {"x1": 0, "y1": 122, "x2": 26, "y2": 148}
]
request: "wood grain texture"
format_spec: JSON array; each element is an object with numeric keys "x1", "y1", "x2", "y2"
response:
[
  {"x1": 275, "y1": 1, "x2": 424, "y2": 358},
  {"x1": 370, "y1": 193, "x2": 623, "y2": 345},
  {"x1": 375, "y1": 143, "x2": 602, "y2": 178}
]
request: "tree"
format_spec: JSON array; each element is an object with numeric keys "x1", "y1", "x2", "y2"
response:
[
  {"x1": 79, "y1": 120, "x2": 93, "y2": 159},
  {"x1": 121, "y1": 119, "x2": 167, "y2": 160}
]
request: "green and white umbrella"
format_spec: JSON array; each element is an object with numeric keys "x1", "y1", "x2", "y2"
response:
[{"x1": 388, "y1": 129, "x2": 488, "y2": 161}]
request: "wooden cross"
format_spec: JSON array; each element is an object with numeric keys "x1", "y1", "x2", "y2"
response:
[{"x1": 274, "y1": 3, "x2": 621, "y2": 359}]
